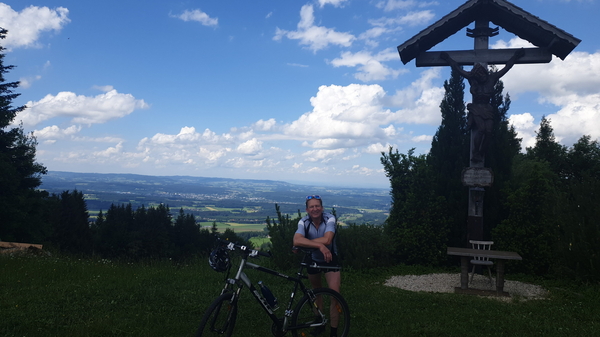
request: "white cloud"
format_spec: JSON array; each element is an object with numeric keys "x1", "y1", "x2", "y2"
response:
[
  {"x1": 302, "y1": 148, "x2": 346, "y2": 163},
  {"x1": 237, "y1": 138, "x2": 263, "y2": 154},
  {"x1": 318, "y1": 0, "x2": 349, "y2": 8},
  {"x1": 273, "y1": 4, "x2": 355, "y2": 53},
  {"x1": 385, "y1": 68, "x2": 444, "y2": 124},
  {"x1": 369, "y1": 8, "x2": 434, "y2": 27},
  {"x1": 330, "y1": 48, "x2": 408, "y2": 81},
  {"x1": 172, "y1": 9, "x2": 218, "y2": 26},
  {"x1": 377, "y1": 0, "x2": 418, "y2": 11},
  {"x1": 17, "y1": 88, "x2": 149, "y2": 127},
  {"x1": 499, "y1": 44, "x2": 600, "y2": 146},
  {"x1": 253, "y1": 118, "x2": 277, "y2": 131},
  {"x1": 508, "y1": 113, "x2": 537, "y2": 149},
  {"x1": 18, "y1": 75, "x2": 41, "y2": 89},
  {"x1": 364, "y1": 142, "x2": 391, "y2": 154},
  {"x1": 34, "y1": 124, "x2": 81, "y2": 140},
  {"x1": 283, "y1": 84, "x2": 393, "y2": 144},
  {"x1": 0, "y1": 4, "x2": 70, "y2": 49}
]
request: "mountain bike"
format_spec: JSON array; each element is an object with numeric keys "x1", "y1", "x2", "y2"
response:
[{"x1": 196, "y1": 238, "x2": 350, "y2": 337}]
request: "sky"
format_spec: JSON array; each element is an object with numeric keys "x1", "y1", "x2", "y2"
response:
[{"x1": 2, "y1": 0, "x2": 600, "y2": 189}]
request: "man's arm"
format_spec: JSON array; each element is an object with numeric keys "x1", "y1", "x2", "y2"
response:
[
  {"x1": 293, "y1": 231, "x2": 334, "y2": 247},
  {"x1": 496, "y1": 48, "x2": 525, "y2": 78},
  {"x1": 440, "y1": 52, "x2": 471, "y2": 78},
  {"x1": 293, "y1": 232, "x2": 335, "y2": 262}
]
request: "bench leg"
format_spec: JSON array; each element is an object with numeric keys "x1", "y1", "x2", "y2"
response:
[
  {"x1": 496, "y1": 260, "x2": 505, "y2": 293},
  {"x1": 460, "y1": 256, "x2": 469, "y2": 289}
]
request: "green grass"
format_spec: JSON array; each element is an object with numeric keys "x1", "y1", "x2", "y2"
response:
[
  {"x1": 197, "y1": 222, "x2": 266, "y2": 232},
  {"x1": 248, "y1": 236, "x2": 270, "y2": 248},
  {"x1": 2, "y1": 253, "x2": 600, "y2": 336}
]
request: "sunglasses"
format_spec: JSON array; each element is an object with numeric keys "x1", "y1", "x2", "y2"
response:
[{"x1": 306, "y1": 195, "x2": 321, "y2": 200}]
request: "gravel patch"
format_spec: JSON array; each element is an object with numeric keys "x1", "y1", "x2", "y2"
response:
[{"x1": 385, "y1": 273, "x2": 548, "y2": 301}]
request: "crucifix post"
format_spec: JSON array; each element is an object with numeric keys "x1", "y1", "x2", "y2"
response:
[{"x1": 466, "y1": 18, "x2": 496, "y2": 242}]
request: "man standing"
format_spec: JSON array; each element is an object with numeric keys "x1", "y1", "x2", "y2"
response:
[{"x1": 293, "y1": 195, "x2": 341, "y2": 337}]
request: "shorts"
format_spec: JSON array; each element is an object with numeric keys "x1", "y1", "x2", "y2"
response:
[{"x1": 307, "y1": 254, "x2": 341, "y2": 275}]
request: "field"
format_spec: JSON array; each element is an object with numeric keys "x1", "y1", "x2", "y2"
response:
[
  {"x1": 41, "y1": 171, "x2": 392, "y2": 229},
  {"x1": 198, "y1": 222, "x2": 266, "y2": 233},
  {"x1": 2, "y1": 253, "x2": 600, "y2": 336}
]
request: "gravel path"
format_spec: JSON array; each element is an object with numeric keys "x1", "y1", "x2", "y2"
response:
[{"x1": 384, "y1": 273, "x2": 548, "y2": 301}]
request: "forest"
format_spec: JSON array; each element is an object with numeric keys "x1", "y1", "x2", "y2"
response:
[{"x1": 2, "y1": 27, "x2": 599, "y2": 282}]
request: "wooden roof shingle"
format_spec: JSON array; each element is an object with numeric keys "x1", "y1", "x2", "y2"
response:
[{"x1": 397, "y1": 0, "x2": 580, "y2": 64}]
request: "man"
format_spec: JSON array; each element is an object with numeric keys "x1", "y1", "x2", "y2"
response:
[{"x1": 293, "y1": 195, "x2": 340, "y2": 337}]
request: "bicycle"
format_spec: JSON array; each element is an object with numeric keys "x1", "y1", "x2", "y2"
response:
[{"x1": 196, "y1": 238, "x2": 350, "y2": 337}]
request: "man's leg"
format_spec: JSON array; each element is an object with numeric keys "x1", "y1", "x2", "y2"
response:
[{"x1": 324, "y1": 271, "x2": 341, "y2": 333}]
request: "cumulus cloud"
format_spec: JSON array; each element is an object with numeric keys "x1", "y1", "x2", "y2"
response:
[
  {"x1": 377, "y1": 0, "x2": 419, "y2": 11},
  {"x1": 283, "y1": 84, "x2": 393, "y2": 144},
  {"x1": 0, "y1": 4, "x2": 70, "y2": 49},
  {"x1": 273, "y1": 4, "x2": 355, "y2": 53},
  {"x1": 172, "y1": 9, "x2": 218, "y2": 26},
  {"x1": 330, "y1": 48, "x2": 408, "y2": 81},
  {"x1": 318, "y1": 0, "x2": 349, "y2": 7},
  {"x1": 34, "y1": 124, "x2": 81, "y2": 140},
  {"x1": 508, "y1": 113, "x2": 537, "y2": 149},
  {"x1": 497, "y1": 38, "x2": 600, "y2": 146},
  {"x1": 385, "y1": 68, "x2": 444, "y2": 124},
  {"x1": 237, "y1": 138, "x2": 263, "y2": 155},
  {"x1": 17, "y1": 88, "x2": 150, "y2": 127}
]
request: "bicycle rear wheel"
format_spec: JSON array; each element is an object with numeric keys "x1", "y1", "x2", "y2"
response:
[
  {"x1": 196, "y1": 292, "x2": 238, "y2": 337},
  {"x1": 290, "y1": 287, "x2": 350, "y2": 337}
]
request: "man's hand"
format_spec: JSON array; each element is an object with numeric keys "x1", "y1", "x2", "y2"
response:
[{"x1": 319, "y1": 245, "x2": 332, "y2": 263}]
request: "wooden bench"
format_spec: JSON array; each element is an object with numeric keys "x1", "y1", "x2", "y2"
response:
[
  {"x1": 447, "y1": 247, "x2": 522, "y2": 296},
  {"x1": 0, "y1": 241, "x2": 43, "y2": 254}
]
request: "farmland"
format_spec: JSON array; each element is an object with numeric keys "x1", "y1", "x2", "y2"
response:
[{"x1": 41, "y1": 171, "x2": 391, "y2": 231}]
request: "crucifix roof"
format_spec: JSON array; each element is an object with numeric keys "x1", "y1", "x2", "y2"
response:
[{"x1": 397, "y1": 0, "x2": 581, "y2": 65}]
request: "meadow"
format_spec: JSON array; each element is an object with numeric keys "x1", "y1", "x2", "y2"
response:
[{"x1": 2, "y1": 252, "x2": 599, "y2": 336}]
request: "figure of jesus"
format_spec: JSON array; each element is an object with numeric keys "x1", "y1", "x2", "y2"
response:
[{"x1": 440, "y1": 48, "x2": 525, "y2": 162}]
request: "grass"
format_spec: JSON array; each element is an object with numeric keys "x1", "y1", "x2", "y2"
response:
[
  {"x1": 2, "y1": 253, "x2": 600, "y2": 336},
  {"x1": 197, "y1": 222, "x2": 266, "y2": 232}
]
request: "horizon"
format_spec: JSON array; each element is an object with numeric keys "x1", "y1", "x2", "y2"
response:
[
  {"x1": 42, "y1": 170, "x2": 391, "y2": 190},
  {"x1": 4, "y1": 0, "x2": 600, "y2": 189}
]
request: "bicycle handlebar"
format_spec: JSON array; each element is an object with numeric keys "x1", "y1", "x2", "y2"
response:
[{"x1": 215, "y1": 237, "x2": 271, "y2": 258}]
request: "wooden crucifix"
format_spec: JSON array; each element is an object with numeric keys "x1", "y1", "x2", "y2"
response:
[{"x1": 397, "y1": 0, "x2": 580, "y2": 244}]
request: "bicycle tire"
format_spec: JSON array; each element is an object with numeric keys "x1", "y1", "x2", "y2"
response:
[
  {"x1": 290, "y1": 287, "x2": 350, "y2": 337},
  {"x1": 196, "y1": 292, "x2": 238, "y2": 337}
]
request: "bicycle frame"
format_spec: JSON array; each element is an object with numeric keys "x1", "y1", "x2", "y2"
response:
[{"x1": 216, "y1": 241, "x2": 340, "y2": 333}]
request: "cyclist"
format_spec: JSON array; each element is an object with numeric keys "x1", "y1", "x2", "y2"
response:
[{"x1": 293, "y1": 195, "x2": 340, "y2": 337}]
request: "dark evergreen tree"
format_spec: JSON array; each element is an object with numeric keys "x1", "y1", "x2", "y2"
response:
[
  {"x1": 172, "y1": 208, "x2": 211, "y2": 259},
  {"x1": 381, "y1": 148, "x2": 450, "y2": 265},
  {"x1": 266, "y1": 204, "x2": 302, "y2": 269},
  {"x1": 492, "y1": 157, "x2": 560, "y2": 275},
  {"x1": 50, "y1": 190, "x2": 92, "y2": 255},
  {"x1": 139, "y1": 204, "x2": 172, "y2": 258},
  {"x1": 427, "y1": 67, "x2": 469, "y2": 247},
  {"x1": 95, "y1": 203, "x2": 135, "y2": 258},
  {"x1": 483, "y1": 79, "x2": 522, "y2": 238},
  {"x1": 555, "y1": 135, "x2": 600, "y2": 280},
  {"x1": 0, "y1": 28, "x2": 47, "y2": 242},
  {"x1": 526, "y1": 116, "x2": 567, "y2": 176}
]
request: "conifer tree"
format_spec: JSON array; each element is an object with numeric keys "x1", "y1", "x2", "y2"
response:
[
  {"x1": 427, "y1": 67, "x2": 469, "y2": 247},
  {"x1": 483, "y1": 79, "x2": 522, "y2": 238},
  {"x1": 526, "y1": 116, "x2": 567, "y2": 176},
  {"x1": 0, "y1": 28, "x2": 47, "y2": 242}
]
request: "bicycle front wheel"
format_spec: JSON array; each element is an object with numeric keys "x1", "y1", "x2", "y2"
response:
[
  {"x1": 196, "y1": 292, "x2": 238, "y2": 337},
  {"x1": 290, "y1": 287, "x2": 350, "y2": 337}
]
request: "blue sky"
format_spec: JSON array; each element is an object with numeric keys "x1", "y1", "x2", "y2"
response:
[{"x1": 3, "y1": 0, "x2": 600, "y2": 188}]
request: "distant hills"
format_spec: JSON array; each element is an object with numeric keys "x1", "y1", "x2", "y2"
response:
[{"x1": 40, "y1": 171, "x2": 391, "y2": 226}]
